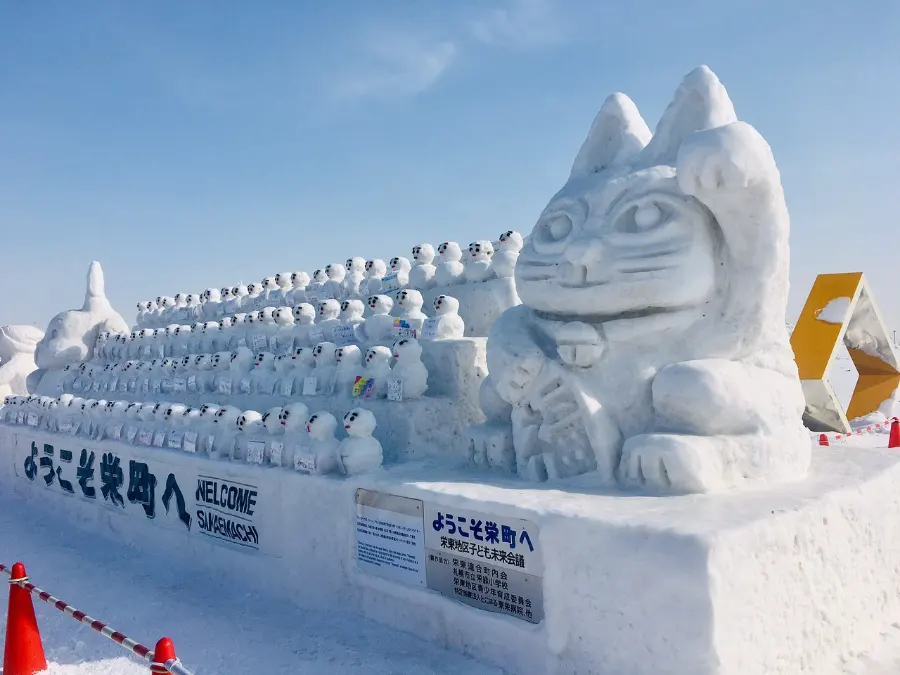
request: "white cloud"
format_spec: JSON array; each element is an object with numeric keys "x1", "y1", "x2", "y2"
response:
[
  {"x1": 470, "y1": 0, "x2": 567, "y2": 49},
  {"x1": 331, "y1": 32, "x2": 457, "y2": 102}
]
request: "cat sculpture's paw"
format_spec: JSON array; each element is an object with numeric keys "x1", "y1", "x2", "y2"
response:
[
  {"x1": 493, "y1": 351, "x2": 546, "y2": 406},
  {"x1": 676, "y1": 121, "x2": 777, "y2": 197},
  {"x1": 618, "y1": 433, "x2": 731, "y2": 493}
]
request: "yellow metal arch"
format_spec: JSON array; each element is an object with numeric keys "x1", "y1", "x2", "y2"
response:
[{"x1": 791, "y1": 273, "x2": 900, "y2": 433}]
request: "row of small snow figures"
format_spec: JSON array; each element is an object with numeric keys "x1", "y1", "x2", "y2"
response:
[
  {"x1": 115, "y1": 292, "x2": 463, "y2": 360},
  {"x1": 61, "y1": 338, "x2": 429, "y2": 399},
  {"x1": 3, "y1": 395, "x2": 384, "y2": 476},
  {"x1": 134, "y1": 232, "x2": 523, "y2": 328}
]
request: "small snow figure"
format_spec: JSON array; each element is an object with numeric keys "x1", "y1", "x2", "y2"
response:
[
  {"x1": 289, "y1": 271, "x2": 310, "y2": 306},
  {"x1": 391, "y1": 338, "x2": 428, "y2": 398},
  {"x1": 272, "y1": 307, "x2": 295, "y2": 355},
  {"x1": 339, "y1": 408, "x2": 383, "y2": 475},
  {"x1": 361, "y1": 346, "x2": 392, "y2": 398},
  {"x1": 465, "y1": 240, "x2": 495, "y2": 283},
  {"x1": 493, "y1": 230, "x2": 523, "y2": 279},
  {"x1": 334, "y1": 345, "x2": 362, "y2": 396},
  {"x1": 362, "y1": 259, "x2": 387, "y2": 297},
  {"x1": 291, "y1": 303, "x2": 317, "y2": 347},
  {"x1": 364, "y1": 295, "x2": 395, "y2": 342},
  {"x1": 386, "y1": 256, "x2": 411, "y2": 290},
  {"x1": 323, "y1": 263, "x2": 346, "y2": 300},
  {"x1": 339, "y1": 299, "x2": 366, "y2": 332},
  {"x1": 317, "y1": 299, "x2": 342, "y2": 341},
  {"x1": 262, "y1": 406, "x2": 286, "y2": 466},
  {"x1": 211, "y1": 405, "x2": 242, "y2": 459},
  {"x1": 434, "y1": 241, "x2": 465, "y2": 286},
  {"x1": 305, "y1": 411, "x2": 341, "y2": 474},
  {"x1": 396, "y1": 289, "x2": 427, "y2": 332},
  {"x1": 290, "y1": 346, "x2": 315, "y2": 380},
  {"x1": 234, "y1": 410, "x2": 265, "y2": 462},
  {"x1": 311, "y1": 341, "x2": 338, "y2": 395},
  {"x1": 409, "y1": 244, "x2": 437, "y2": 289},
  {"x1": 428, "y1": 295, "x2": 465, "y2": 339},
  {"x1": 250, "y1": 352, "x2": 278, "y2": 394},
  {"x1": 343, "y1": 257, "x2": 367, "y2": 298}
]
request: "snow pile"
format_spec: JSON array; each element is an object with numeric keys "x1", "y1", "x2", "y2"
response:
[{"x1": 816, "y1": 297, "x2": 852, "y2": 324}]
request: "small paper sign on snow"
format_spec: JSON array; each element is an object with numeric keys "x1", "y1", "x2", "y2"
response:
[
  {"x1": 138, "y1": 429, "x2": 152, "y2": 446},
  {"x1": 204, "y1": 434, "x2": 216, "y2": 454},
  {"x1": 239, "y1": 378, "x2": 252, "y2": 395},
  {"x1": 392, "y1": 319, "x2": 417, "y2": 340},
  {"x1": 333, "y1": 325, "x2": 358, "y2": 346},
  {"x1": 251, "y1": 334, "x2": 268, "y2": 351},
  {"x1": 387, "y1": 379, "x2": 403, "y2": 402},
  {"x1": 152, "y1": 431, "x2": 166, "y2": 448},
  {"x1": 183, "y1": 431, "x2": 198, "y2": 453},
  {"x1": 381, "y1": 272, "x2": 401, "y2": 292},
  {"x1": 353, "y1": 376, "x2": 375, "y2": 399},
  {"x1": 269, "y1": 440, "x2": 284, "y2": 466},
  {"x1": 246, "y1": 440, "x2": 265, "y2": 464},
  {"x1": 173, "y1": 377, "x2": 187, "y2": 393},
  {"x1": 308, "y1": 328, "x2": 325, "y2": 345},
  {"x1": 112, "y1": 424, "x2": 123, "y2": 441},
  {"x1": 294, "y1": 449, "x2": 316, "y2": 473},
  {"x1": 26, "y1": 413, "x2": 38, "y2": 427},
  {"x1": 302, "y1": 376, "x2": 318, "y2": 396},
  {"x1": 167, "y1": 432, "x2": 184, "y2": 450},
  {"x1": 421, "y1": 317, "x2": 440, "y2": 341},
  {"x1": 279, "y1": 378, "x2": 294, "y2": 396},
  {"x1": 218, "y1": 379, "x2": 232, "y2": 395},
  {"x1": 187, "y1": 375, "x2": 197, "y2": 392}
]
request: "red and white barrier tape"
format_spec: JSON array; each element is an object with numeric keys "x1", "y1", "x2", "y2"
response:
[
  {"x1": 0, "y1": 563, "x2": 195, "y2": 675},
  {"x1": 813, "y1": 417, "x2": 899, "y2": 444}
]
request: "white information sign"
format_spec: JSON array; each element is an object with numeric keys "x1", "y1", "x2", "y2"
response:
[{"x1": 355, "y1": 489, "x2": 426, "y2": 587}]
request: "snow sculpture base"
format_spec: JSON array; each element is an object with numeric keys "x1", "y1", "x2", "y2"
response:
[{"x1": 3, "y1": 428, "x2": 899, "y2": 675}]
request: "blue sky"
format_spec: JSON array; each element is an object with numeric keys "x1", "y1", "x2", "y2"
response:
[{"x1": 1, "y1": 0, "x2": 898, "y2": 337}]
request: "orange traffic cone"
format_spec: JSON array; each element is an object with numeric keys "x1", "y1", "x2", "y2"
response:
[
  {"x1": 818, "y1": 433, "x2": 830, "y2": 446},
  {"x1": 889, "y1": 418, "x2": 900, "y2": 449},
  {"x1": 150, "y1": 637, "x2": 177, "y2": 674},
  {"x1": 3, "y1": 562, "x2": 48, "y2": 675}
]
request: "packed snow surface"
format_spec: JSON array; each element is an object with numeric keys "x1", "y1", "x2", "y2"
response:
[
  {"x1": 816, "y1": 297, "x2": 853, "y2": 324},
  {"x1": 0, "y1": 497, "x2": 505, "y2": 675}
]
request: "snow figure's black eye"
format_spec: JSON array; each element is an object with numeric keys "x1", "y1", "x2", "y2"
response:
[{"x1": 310, "y1": 415, "x2": 317, "y2": 423}]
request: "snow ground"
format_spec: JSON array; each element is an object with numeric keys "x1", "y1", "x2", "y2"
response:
[{"x1": 0, "y1": 497, "x2": 505, "y2": 675}]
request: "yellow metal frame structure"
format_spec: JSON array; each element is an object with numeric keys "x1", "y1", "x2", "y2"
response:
[{"x1": 791, "y1": 272, "x2": 900, "y2": 433}]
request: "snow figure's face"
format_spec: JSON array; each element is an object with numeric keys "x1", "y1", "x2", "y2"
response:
[
  {"x1": 274, "y1": 354, "x2": 289, "y2": 372},
  {"x1": 292, "y1": 304, "x2": 314, "y2": 324},
  {"x1": 433, "y1": 295, "x2": 459, "y2": 314},
  {"x1": 181, "y1": 355, "x2": 191, "y2": 368},
  {"x1": 292, "y1": 347, "x2": 312, "y2": 366},
  {"x1": 468, "y1": 241, "x2": 494, "y2": 261},
  {"x1": 325, "y1": 263, "x2": 345, "y2": 281},
  {"x1": 397, "y1": 289, "x2": 423, "y2": 311},
  {"x1": 263, "y1": 408, "x2": 283, "y2": 434},
  {"x1": 368, "y1": 295, "x2": 392, "y2": 314},
  {"x1": 393, "y1": 338, "x2": 422, "y2": 362},
  {"x1": 164, "y1": 405, "x2": 183, "y2": 422},
  {"x1": 306, "y1": 412, "x2": 337, "y2": 439},
  {"x1": 200, "y1": 404, "x2": 219, "y2": 422},
  {"x1": 312, "y1": 343, "x2": 337, "y2": 365},
  {"x1": 222, "y1": 287, "x2": 232, "y2": 299},
  {"x1": 263, "y1": 276, "x2": 277, "y2": 290},
  {"x1": 279, "y1": 402, "x2": 309, "y2": 430},
  {"x1": 215, "y1": 406, "x2": 239, "y2": 426},
  {"x1": 291, "y1": 271, "x2": 310, "y2": 288},
  {"x1": 248, "y1": 283, "x2": 261, "y2": 296},
  {"x1": 247, "y1": 313, "x2": 257, "y2": 325},
  {"x1": 312, "y1": 269, "x2": 326, "y2": 283},
  {"x1": 236, "y1": 284, "x2": 248, "y2": 297},
  {"x1": 364, "y1": 346, "x2": 389, "y2": 367},
  {"x1": 335, "y1": 345, "x2": 361, "y2": 365},
  {"x1": 389, "y1": 256, "x2": 410, "y2": 272},
  {"x1": 237, "y1": 411, "x2": 261, "y2": 432},
  {"x1": 343, "y1": 408, "x2": 377, "y2": 437},
  {"x1": 186, "y1": 294, "x2": 196, "y2": 305},
  {"x1": 438, "y1": 242, "x2": 462, "y2": 262},
  {"x1": 318, "y1": 300, "x2": 340, "y2": 320},
  {"x1": 254, "y1": 352, "x2": 272, "y2": 368},
  {"x1": 412, "y1": 244, "x2": 435, "y2": 264},
  {"x1": 175, "y1": 293, "x2": 185, "y2": 305}
]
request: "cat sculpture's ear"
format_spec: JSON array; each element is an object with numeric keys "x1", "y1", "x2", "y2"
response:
[
  {"x1": 569, "y1": 93, "x2": 651, "y2": 180},
  {"x1": 639, "y1": 65, "x2": 737, "y2": 168}
]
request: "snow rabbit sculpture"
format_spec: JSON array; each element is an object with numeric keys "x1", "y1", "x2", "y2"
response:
[{"x1": 485, "y1": 66, "x2": 808, "y2": 493}]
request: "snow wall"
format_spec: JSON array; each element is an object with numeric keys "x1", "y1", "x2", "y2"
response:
[{"x1": 5, "y1": 425, "x2": 900, "y2": 675}]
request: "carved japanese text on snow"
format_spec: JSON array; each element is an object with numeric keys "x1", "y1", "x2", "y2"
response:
[{"x1": 484, "y1": 66, "x2": 809, "y2": 493}]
